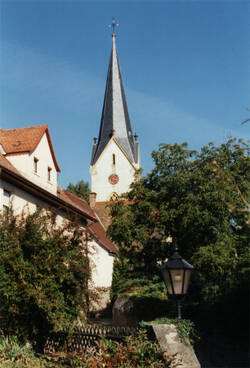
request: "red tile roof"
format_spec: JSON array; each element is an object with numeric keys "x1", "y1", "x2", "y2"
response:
[
  {"x1": 0, "y1": 125, "x2": 60, "y2": 172},
  {"x1": 94, "y1": 200, "x2": 134, "y2": 231},
  {"x1": 57, "y1": 188, "x2": 97, "y2": 220},
  {"x1": 93, "y1": 202, "x2": 112, "y2": 230},
  {"x1": 88, "y1": 221, "x2": 117, "y2": 254},
  {"x1": 58, "y1": 189, "x2": 117, "y2": 253}
]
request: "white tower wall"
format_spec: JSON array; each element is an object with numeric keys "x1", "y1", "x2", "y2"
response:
[{"x1": 91, "y1": 139, "x2": 137, "y2": 202}]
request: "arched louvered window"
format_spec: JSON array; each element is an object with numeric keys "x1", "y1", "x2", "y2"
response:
[{"x1": 109, "y1": 192, "x2": 118, "y2": 201}]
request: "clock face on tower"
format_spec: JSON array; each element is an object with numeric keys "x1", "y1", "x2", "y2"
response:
[{"x1": 109, "y1": 174, "x2": 119, "y2": 185}]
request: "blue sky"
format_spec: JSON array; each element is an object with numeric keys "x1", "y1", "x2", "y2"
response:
[{"x1": 1, "y1": 0, "x2": 249, "y2": 188}]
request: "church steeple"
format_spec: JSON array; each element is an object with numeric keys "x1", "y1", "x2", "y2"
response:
[
  {"x1": 91, "y1": 33, "x2": 139, "y2": 166},
  {"x1": 90, "y1": 26, "x2": 140, "y2": 203}
]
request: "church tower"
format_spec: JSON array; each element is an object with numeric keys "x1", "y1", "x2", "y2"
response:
[{"x1": 90, "y1": 32, "x2": 140, "y2": 202}]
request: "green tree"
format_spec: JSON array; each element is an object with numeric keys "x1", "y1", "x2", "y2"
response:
[
  {"x1": 108, "y1": 139, "x2": 250, "y2": 305},
  {"x1": 0, "y1": 210, "x2": 90, "y2": 348},
  {"x1": 67, "y1": 180, "x2": 90, "y2": 202}
]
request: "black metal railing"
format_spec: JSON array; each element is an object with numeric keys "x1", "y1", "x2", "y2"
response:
[{"x1": 44, "y1": 324, "x2": 137, "y2": 353}]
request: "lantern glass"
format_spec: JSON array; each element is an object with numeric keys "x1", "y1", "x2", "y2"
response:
[
  {"x1": 170, "y1": 269, "x2": 184, "y2": 295},
  {"x1": 182, "y1": 269, "x2": 192, "y2": 294},
  {"x1": 162, "y1": 268, "x2": 193, "y2": 296},
  {"x1": 161, "y1": 269, "x2": 173, "y2": 294}
]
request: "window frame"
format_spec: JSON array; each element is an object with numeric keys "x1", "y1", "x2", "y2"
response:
[
  {"x1": 34, "y1": 157, "x2": 39, "y2": 174},
  {"x1": 47, "y1": 167, "x2": 52, "y2": 182}
]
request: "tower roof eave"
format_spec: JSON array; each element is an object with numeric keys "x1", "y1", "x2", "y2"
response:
[{"x1": 91, "y1": 137, "x2": 138, "y2": 171}]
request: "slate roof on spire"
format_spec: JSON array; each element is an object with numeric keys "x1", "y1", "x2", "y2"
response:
[{"x1": 91, "y1": 34, "x2": 138, "y2": 165}]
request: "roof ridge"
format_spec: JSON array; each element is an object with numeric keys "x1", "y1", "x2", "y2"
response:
[{"x1": 1, "y1": 124, "x2": 48, "y2": 132}]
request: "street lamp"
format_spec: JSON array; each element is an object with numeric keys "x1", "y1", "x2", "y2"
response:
[{"x1": 161, "y1": 245, "x2": 193, "y2": 319}]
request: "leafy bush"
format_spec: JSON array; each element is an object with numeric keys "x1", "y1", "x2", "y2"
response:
[
  {"x1": 81, "y1": 329, "x2": 179, "y2": 367},
  {"x1": 0, "y1": 330, "x2": 179, "y2": 367},
  {"x1": 108, "y1": 139, "x2": 249, "y2": 319},
  {"x1": 0, "y1": 335, "x2": 42, "y2": 367},
  {"x1": 0, "y1": 210, "x2": 90, "y2": 348}
]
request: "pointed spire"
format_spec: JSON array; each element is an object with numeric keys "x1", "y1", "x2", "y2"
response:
[{"x1": 91, "y1": 34, "x2": 138, "y2": 166}]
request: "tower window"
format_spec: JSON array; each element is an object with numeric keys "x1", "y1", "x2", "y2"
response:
[
  {"x1": 48, "y1": 167, "x2": 52, "y2": 182},
  {"x1": 109, "y1": 192, "x2": 118, "y2": 201},
  {"x1": 112, "y1": 154, "x2": 116, "y2": 165},
  {"x1": 34, "y1": 157, "x2": 39, "y2": 173}
]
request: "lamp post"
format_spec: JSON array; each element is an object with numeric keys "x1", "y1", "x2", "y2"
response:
[{"x1": 161, "y1": 245, "x2": 193, "y2": 319}]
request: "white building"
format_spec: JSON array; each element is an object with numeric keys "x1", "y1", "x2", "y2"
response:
[{"x1": 0, "y1": 124, "x2": 117, "y2": 310}]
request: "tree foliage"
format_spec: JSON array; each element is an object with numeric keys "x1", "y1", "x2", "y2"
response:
[
  {"x1": 0, "y1": 210, "x2": 90, "y2": 346},
  {"x1": 108, "y1": 139, "x2": 250, "y2": 306},
  {"x1": 67, "y1": 180, "x2": 90, "y2": 203}
]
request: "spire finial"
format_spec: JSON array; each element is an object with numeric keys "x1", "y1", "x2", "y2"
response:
[{"x1": 109, "y1": 17, "x2": 119, "y2": 36}]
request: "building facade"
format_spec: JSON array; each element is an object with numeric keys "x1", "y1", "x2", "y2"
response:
[{"x1": 0, "y1": 124, "x2": 117, "y2": 311}]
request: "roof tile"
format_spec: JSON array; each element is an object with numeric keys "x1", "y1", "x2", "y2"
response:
[
  {"x1": 0, "y1": 125, "x2": 47, "y2": 153},
  {"x1": 58, "y1": 189, "x2": 96, "y2": 220},
  {"x1": 0, "y1": 125, "x2": 60, "y2": 172},
  {"x1": 59, "y1": 190, "x2": 117, "y2": 253},
  {"x1": 88, "y1": 221, "x2": 117, "y2": 253}
]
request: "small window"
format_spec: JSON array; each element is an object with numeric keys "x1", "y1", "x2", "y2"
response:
[
  {"x1": 112, "y1": 154, "x2": 116, "y2": 165},
  {"x1": 34, "y1": 157, "x2": 39, "y2": 173},
  {"x1": 48, "y1": 167, "x2": 52, "y2": 182},
  {"x1": 3, "y1": 190, "x2": 10, "y2": 217}
]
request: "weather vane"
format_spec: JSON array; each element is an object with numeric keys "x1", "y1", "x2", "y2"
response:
[{"x1": 109, "y1": 17, "x2": 119, "y2": 34}]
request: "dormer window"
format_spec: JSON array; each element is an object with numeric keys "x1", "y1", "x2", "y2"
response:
[
  {"x1": 34, "y1": 157, "x2": 39, "y2": 173},
  {"x1": 48, "y1": 167, "x2": 52, "y2": 182},
  {"x1": 112, "y1": 154, "x2": 116, "y2": 165}
]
